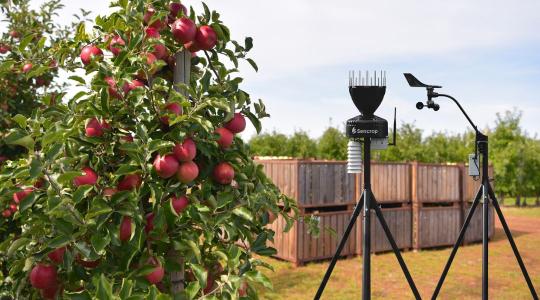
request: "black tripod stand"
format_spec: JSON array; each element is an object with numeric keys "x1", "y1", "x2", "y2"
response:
[
  {"x1": 315, "y1": 138, "x2": 422, "y2": 300},
  {"x1": 405, "y1": 73, "x2": 538, "y2": 300},
  {"x1": 315, "y1": 71, "x2": 421, "y2": 300}
]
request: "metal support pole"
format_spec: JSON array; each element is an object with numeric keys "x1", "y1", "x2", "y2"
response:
[
  {"x1": 432, "y1": 186, "x2": 482, "y2": 299},
  {"x1": 488, "y1": 186, "x2": 539, "y2": 300},
  {"x1": 480, "y1": 139, "x2": 489, "y2": 300},
  {"x1": 371, "y1": 193, "x2": 421, "y2": 299},
  {"x1": 315, "y1": 194, "x2": 365, "y2": 299},
  {"x1": 362, "y1": 138, "x2": 371, "y2": 300}
]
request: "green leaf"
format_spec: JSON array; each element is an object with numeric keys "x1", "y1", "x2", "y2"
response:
[
  {"x1": 190, "y1": 264, "x2": 207, "y2": 291},
  {"x1": 57, "y1": 171, "x2": 83, "y2": 185},
  {"x1": 69, "y1": 76, "x2": 86, "y2": 85},
  {"x1": 19, "y1": 193, "x2": 36, "y2": 212},
  {"x1": 115, "y1": 165, "x2": 141, "y2": 176},
  {"x1": 119, "y1": 279, "x2": 134, "y2": 299},
  {"x1": 233, "y1": 206, "x2": 253, "y2": 221},
  {"x1": 186, "y1": 239, "x2": 201, "y2": 263},
  {"x1": 246, "y1": 58, "x2": 258, "y2": 72},
  {"x1": 245, "y1": 270, "x2": 273, "y2": 289},
  {"x1": 148, "y1": 140, "x2": 174, "y2": 153},
  {"x1": 29, "y1": 158, "x2": 42, "y2": 179},
  {"x1": 73, "y1": 185, "x2": 93, "y2": 204},
  {"x1": 91, "y1": 228, "x2": 111, "y2": 252},
  {"x1": 5, "y1": 130, "x2": 34, "y2": 151},
  {"x1": 185, "y1": 281, "x2": 201, "y2": 299},
  {"x1": 96, "y1": 274, "x2": 114, "y2": 299},
  {"x1": 48, "y1": 235, "x2": 71, "y2": 248},
  {"x1": 65, "y1": 291, "x2": 92, "y2": 300},
  {"x1": 12, "y1": 114, "x2": 27, "y2": 128},
  {"x1": 245, "y1": 37, "x2": 254, "y2": 51},
  {"x1": 18, "y1": 35, "x2": 34, "y2": 51},
  {"x1": 45, "y1": 143, "x2": 64, "y2": 162},
  {"x1": 8, "y1": 238, "x2": 30, "y2": 256}
]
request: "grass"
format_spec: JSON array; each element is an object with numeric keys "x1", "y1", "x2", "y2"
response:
[
  {"x1": 258, "y1": 207, "x2": 540, "y2": 299},
  {"x1": 501, "y1": 196, "x2": 539, "y2": 207}
]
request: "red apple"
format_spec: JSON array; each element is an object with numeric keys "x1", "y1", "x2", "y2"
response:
[
  {"x1": 108, "y1": 35, "x2": 125, "y2": 56},
  {"x1": 22, "y1": 63, "x2": 33, "y2": 73},
  {"x1": 267, "y1": 211, "x2": 277, "y2": 224},
  {"x1": 9, "y1": 30, "x2": 20, "y2": 38},
  {"x1": 145, "y1": 260, "x2": 165, "y2": 284},
  {"x1": 153, "y1": 43, "x2": 168, "y2": 60},
  {"x1": 173, "y1": 138, "x2": 196, "y2": 162},
  {"x1": 153, "y1": 154, "x2": 179, "y2": 178},
  {"x1": 194, "y1": 25, "x2": 217, "y2": 50},
  {"x1": 119, "y1": 216, "x2": 132, "y2": 242},
  {"x1": 47, "y1": 247, "x2": 66, "y2": 264},
  {"x1": 169, "y1": 2, "x2": 187, "y2": 19},
  {"x1": 34, "y1": 178, "x2": 45, "y2": 189},
  {"x1": 9, "y1": 203, "x2": 18, "y2": 213},
  {"x1": 122, "y1": 79, "x2": 145, "y2": 95},
  {"x1": 103, "y1": 187, "x2": 117, "y2": 197},
  {"x1": 40, "y1": 284, "x2": 61, "y2": 300},
  {"x1": 121, "y1": 134, "x2": 134, "y2": 142},
  {"x1": 29, "y1": 264, "x2": 57, "y2": 289},
  {"x1": 213, "y1": 162, "x2": 234, "y2": 185},
  {"x1": 204, "y1": 272, "x2": 215, "y2": 294},
  {"x1": 215, "y1": 127, "x2": 233, "y2": 149},
  {"x1": 171, "y1": 18, "x2": 196, "y2": 44},
  {"x1": 13, "y1": 187, "x2": 33, "y2": 204},
  {"x1": 104, "y1": 76, "x2": 122, "y2": 99},
  {"x1": 184, "y1": 40, "x2": 201, "y2": 53},
  {"x1": 35, "y1": 77, "x2": 49, "y2": 87},
  {"x1": 177, "y1": 161, "x2": 199, "y2": 184},
  {"x1": 85, "y1": 117, "x2": 103, "y2": 137},
  {"x1": 145, "y1": 27, "x2": 161, "y2": 39},
  {"x1": 160, "y1": 102, "x2": 182, "y2": 125},
  {"x1": 2, "y1": 210, "x2": 11, "y2": 218},
  {"x1": 0, "y1": 44, "x2": 10, "y2": 54},
  {"x1": 73, "y1": 167, "x2": 98, "y2": 187},
  {"x1": 117, "y1": 174, "x2": 142, "y2": 191},
  {"x1": 225, "y1": 113, "x2": 246, "y2": 134},
  {"x1": 80, "y1": 45, "x2": 103, "y2": 65},
  {"x1": 145, "y1": 212, "x2": 155, "y2": 233},
  {"x1": 76, "y1": 256, "x2": 101, "y2": 269},
  {"x1": 143, "y1": 7, "x2": 165, "y2": 30},
  {"x1": 171, "y1": 195, "x2": 189, "y2": 214},
  {"x1": 239, "y1": 280, "x2": 248, "y2": 297}
]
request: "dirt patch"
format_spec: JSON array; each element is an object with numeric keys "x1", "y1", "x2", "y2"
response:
[{"x1": 496, "y1": 214, "x2": 540, "y2": 233}]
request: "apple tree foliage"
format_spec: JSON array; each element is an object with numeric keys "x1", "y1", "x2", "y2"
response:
[
  {"x1": 0, "y1": 0, "x2": 85, "y2": 297},
  {"x1": 1, "y1": 0, "x2": 300, "y2": 299}
]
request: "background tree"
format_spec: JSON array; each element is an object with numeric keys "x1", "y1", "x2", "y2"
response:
[
  {"x1": 0, "y1": 1, "x2": 298, "y2": 299},
  {"x1": 317, "y1": 126, "x2": 347, "y2": 161},
  {"x1": 285, "y1": 130, "x2": 318, "y2": 159},
  {"x1": 248, "y1": 131, "x2": 289, "y2": 157}
]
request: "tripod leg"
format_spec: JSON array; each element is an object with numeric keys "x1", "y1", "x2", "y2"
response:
[
  {"x1": 371, "y1": 193, "x2": 422, "y2": 300},
  {"x1": 488, "y1": 185, "x2": 539, "y2": 300},
  {"x1": 314, "y1": 192, "x2": 365, "y2": 300},
  {"x1": 482, "y1": 183, "x2": 489, "y2": 300},
  {"x1": 431, "y1": 186, "x2": 483, "y2": 300}
]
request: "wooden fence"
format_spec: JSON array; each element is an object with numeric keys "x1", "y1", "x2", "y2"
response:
[{"x1": 257, "y1": 159, "x2": 495, "y2": 265}]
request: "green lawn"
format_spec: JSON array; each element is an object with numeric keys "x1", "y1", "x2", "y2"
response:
[{"x1": 258, "y1": 207, "x2": 540, "y2": 299}]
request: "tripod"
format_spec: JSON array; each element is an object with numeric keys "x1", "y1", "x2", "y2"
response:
[
  {"x1": 315, "y1": 138, "x2": 422, "y2": 300},
  {"x1": 403, "y1": 73, "x2": 538, "y2": 299},
  {"x1": 432, "y1": 130, "x2": 538, "y2": 300}
]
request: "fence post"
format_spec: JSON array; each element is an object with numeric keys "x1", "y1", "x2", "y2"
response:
[
  {"x1": 168, "y1": 49, "x2": 191, "y2": 295},
  {"x1": 411, "y1": 161, "x2": 420, "y2": 250}
]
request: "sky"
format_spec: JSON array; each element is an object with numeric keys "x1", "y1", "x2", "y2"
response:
[{"x1": 25, "y1": 0, "x2": 540, "y2": 139}]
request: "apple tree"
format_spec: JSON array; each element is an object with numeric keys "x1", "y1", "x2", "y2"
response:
[
  {"x1": 0, "y1": 0, "x2": 298, "y2": 299},
  {"x1": 0, "y1": 0, "x2": 85, "y2": 297}
]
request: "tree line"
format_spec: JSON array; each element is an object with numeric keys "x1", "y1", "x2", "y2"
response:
[{"x1": 249, "y1": 110, "x2": 540, "y2": 206}]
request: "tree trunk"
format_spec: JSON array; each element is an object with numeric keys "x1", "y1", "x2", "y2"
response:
[
  {"x1": 169, "y1": 49, "x2": 191, "y2": 295},
  {"x1": 536, "y1": 194, "x2": 539, "y2": 207},
  {"x1": 499, "y1": 193, "x2": 505, "y2": 206},
  {"x1": 515, "y1": 195, "x2": 521, "y2": 207}
]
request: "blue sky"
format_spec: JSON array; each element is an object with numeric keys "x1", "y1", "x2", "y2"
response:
[{"x1": 26, "y1": 0, "x2": 540, "y2": 138}]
